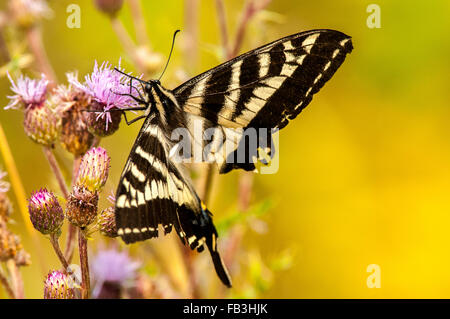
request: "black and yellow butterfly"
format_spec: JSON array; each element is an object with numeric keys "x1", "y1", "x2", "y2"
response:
[{"x1": 113, "y1": 29, "x2": 353, "y2": 287}]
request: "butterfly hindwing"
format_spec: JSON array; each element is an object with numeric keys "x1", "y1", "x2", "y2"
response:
[
  {"x1": 115, "y1": 92, "x2": 232, "y2": 287},
  {"x1": 173, "y1": 29, "x2": 353, "y2": 173}
]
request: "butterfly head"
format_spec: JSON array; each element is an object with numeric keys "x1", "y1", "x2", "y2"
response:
[{"x1": 143, "y1": 79, "x2": 160, "y2": 94}]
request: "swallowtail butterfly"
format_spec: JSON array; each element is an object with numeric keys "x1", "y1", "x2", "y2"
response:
[{"x1": 114, "y1": 29, "x2": 353, "y2": 288}]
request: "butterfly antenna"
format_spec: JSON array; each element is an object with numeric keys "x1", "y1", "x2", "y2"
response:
[{"x1": 158, "y1": 29, "x2": 180, "y2": 81}]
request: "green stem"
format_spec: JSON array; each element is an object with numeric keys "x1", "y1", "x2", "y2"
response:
[
  {"x1": 42, "y1": 147, "x2": 69, "y2": 199},
  {"x1": 49, "y1": 233, "x2": 70, "y2": 272}
]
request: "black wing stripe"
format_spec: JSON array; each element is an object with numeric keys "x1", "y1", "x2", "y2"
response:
[
  {"x1": 200, "y1": 68, "x2": 232, "y2": 126},
  {"x1": 231, "y1": 54, "x2": 260, "y2": 122}
]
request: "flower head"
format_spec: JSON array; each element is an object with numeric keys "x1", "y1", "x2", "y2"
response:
[
  {"x1": 71, "y1": 60, "x2": 140, "y2": 135},
  {"x1": 9, "y1": 0, "x2": 53, "y2": 28},
  {"x1": 65, "y1": 185, "x2": 99, "y2": 228},
  {"x1": 76, "y1": 147, "x2": 110, "y2": 192},
  {"x1": 97, "y1": 207, "x2": 117, "y2": 238},
  {"x1": 91, "y1": 247, "x2": 140, "y2": 298},
  {"x1": 94, "y1": 0, "x2": 124, "y2": 17},
  {"x1": 23, "y1": 99, "x2": 60, "y2": 146},
  {"x1": 44, "y1": 271, "x2": 76, "y2": 299},
  {"x1": 28, "y1": 188, "x2": 64, "y2": 235},
  {"x1": 55, "y1": 73, "x2": 94, "y2": 156},
  {"x1": 5, "y1": 73, "x2": 48, "y2": 110}
]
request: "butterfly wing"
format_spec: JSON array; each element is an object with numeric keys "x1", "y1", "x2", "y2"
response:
[
  {"x1": 115, "y1": 114, "x2": 231, "y2": 287},
  {"x1": 173, "y1": 29, "x2": 353, "y2": 173}
]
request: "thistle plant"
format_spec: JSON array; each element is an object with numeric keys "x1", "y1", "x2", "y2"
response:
[
  {"x1": 0, "y1": 0, "x2": 291, "y2": 300},
  {"x1": 97, "y1": 207, "x2": 117, "y2": 238},
  {"x1": 28, "y1": 188, "x2": 64, "y2": 235},
  {"x1": 0, "y1": 171, "x2": 30, "y2": 298},
  {"x1": 71, "y1": 61, "x2": 141, "y2": 137},
  {"x1": 54, "y1": 75, "x2": 94, "y2": 156},
  {"x1": 43, "y1": 271, "x2": 75, "y2": 299},
  {"x1": 91, "y1": 247, "x2": 140, "y2": 298}
]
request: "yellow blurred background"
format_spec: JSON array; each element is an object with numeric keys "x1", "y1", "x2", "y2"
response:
[{"x1": 1, "y1": 0, "x2": 450, "y2": 298}]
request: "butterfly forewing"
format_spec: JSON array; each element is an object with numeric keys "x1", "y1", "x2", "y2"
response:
[{"x1": 173, "y1": 29, "x2": 353, "y2": 173}]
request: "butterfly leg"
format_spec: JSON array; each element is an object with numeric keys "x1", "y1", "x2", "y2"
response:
[
  {"x1": 127, "y1": 78, "x2": 147, "y2": 102},
  {"x1": 122, "y1": 111, "x2": 147, "y2": 125}
]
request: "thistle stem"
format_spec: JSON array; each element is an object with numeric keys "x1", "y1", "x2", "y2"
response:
[
  {"x1": 64, "y1": 156, "x2": 81, "y2": 263},
  {"x1": 184, "y1": 0, "x2": 200, "y2": 71},
  {"x1": 78, "y1": 229, "x2": 90, "y2": 299},
  {"x1": 128, "y1": 0, "x2": 150, "y2": 47},
  {"x1": 110, "y1": 16, "x2": 145, "y2": 74},
  {"x1": 0, "y1": 12, "x2": 10, "y2": 63},
  {"x1": 6, "y1": 260, "x2": 23, "y2": 299},
  {"x1": 42, "y1": 147, "x2": 69, "y2": 199},
  {"x1": 25, "y1": 26, "x2": 57, "y2": 85},
  {"x1": 215, "y1": 0, "x2": 230, "y2": 58},
  {"x1": 49, "y1": 233, "x2": 70, "y2": 272},
  {"x1": 0, "y1": 268, "x2": 15, "y2": 299},
  {"x1": 230, "y1": 0, "x2": 272, "y2": 58}
]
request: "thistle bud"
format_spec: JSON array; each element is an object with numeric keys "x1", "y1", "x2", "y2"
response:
[
  {"x1": 66, "y1": 185, "x2": 99, "y2": 228},
  {"x1": 85, "y1": 100, "x2": 122, "y2": 137},
  {"x1": 44, "y1": 271, "x2": 76, "y2": 299},
  {"x1": 94, "y1": 0, "x2": 124, "y2": 17},
  {"x1": 60, "y1": 104, "x2": 94, "y2": 156},
  {"x1": 28, "y1": 189, "x2": 64, "y2": 235},
  {"x1": 23, "y1": 102, "x2": 60, "y2": 146},
  {"x1": 55, "y1": 81, "x2": 95, "y2": 156},
  {"x1": 76, "y1": 147, "x2": 110, "y2": 192},
  {"x1": 0, "y1": 228, "x2": 21, "y2": 262},
  {"x1": 97, "y1": 207, "x2": 117, "y2": 237}
]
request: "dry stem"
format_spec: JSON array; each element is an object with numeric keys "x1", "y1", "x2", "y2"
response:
[{"x1": 78, "y1": 229, "x2": 90, "y2": 299}]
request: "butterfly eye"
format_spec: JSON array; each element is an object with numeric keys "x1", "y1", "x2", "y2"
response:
[{"x1": 145, "y1": 83, "x2": 152, "y2": 93}]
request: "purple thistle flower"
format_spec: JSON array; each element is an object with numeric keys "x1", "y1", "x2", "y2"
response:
[
  {"x1": 5, "y1": 73, "x2": 48, "y2": 110},
  {"x1": 44, "y1": 271, "x2": 76, "y2": 299},
  {"x1": 91, "y1": 247, "x2": 141, "y2": 298},
  {"x1": 70, "y1": 60, "x2": 140, "y2": 131}
]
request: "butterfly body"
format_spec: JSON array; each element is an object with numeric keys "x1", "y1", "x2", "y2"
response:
[{"x1": 114, "y1": 29, "x2": 353, "y2": 288}]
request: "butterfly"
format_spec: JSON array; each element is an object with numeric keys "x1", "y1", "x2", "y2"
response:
[{"x1": 113, "y1": 29, "x2": 353, "y2": 288}]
